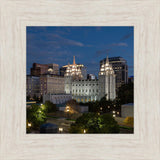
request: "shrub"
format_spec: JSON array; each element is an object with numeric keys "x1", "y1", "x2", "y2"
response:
[
  {"x1": 123, "y1": 117, "x2": 134, "y2": 127},
  {"x1": 44, "y1": 101, "x2": 57, "y2": 113}
]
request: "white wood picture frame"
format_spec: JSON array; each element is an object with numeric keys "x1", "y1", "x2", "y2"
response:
[{"x1": 0, "y1": 0, "x2": 160, "y2": 159}]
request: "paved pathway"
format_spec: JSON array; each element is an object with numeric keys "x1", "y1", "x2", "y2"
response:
[{"x1": 47, "y1": 117, "x2": 75, "y2": 133}]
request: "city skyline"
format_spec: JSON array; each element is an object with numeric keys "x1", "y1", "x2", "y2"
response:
[{"x1": 27, "y1": 26, "x2": 134, "y2": 76}]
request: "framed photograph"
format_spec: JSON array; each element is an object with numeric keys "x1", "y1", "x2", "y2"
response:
[{"x1": 0, "y1": 0, "x2": 159, "y2": 159}]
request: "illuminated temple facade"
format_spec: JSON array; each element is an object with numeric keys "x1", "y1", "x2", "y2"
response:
[{"x1": 64, "y1": 56, "x2": 116, "y2": 102}]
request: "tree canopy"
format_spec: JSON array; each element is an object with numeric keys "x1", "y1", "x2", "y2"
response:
[
  {"x1": 27, "y1": 104, "x2": 47, "y2": 131},
  {"x1": 44, "y1": 101, "x2": 57, "y2": 113},
  {"x1": 118, "y1": 82, "x2": 134, "y2": 104},
  {"x1": 69, "y1": 113, "x2": 119, "y2": 133}
]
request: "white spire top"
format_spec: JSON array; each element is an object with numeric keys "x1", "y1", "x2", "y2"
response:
[
  {"x1": 73, "y1": 56, "x2": 76, "y2": 65},
  {"x1": 106, "y1": 55, "x2": 109, "y2": 64},
  {"x1": 99, "y1": 56, "x2": 115, "y2": 75},
  {"x1": 64, "y1": 56, "x2": 82, "y2": 79}
]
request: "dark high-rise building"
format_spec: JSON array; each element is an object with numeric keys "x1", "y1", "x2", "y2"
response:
[
  {"x1": 128, "y1": 76, "x2": 134, "y2": 83},
  {"x1": 30, "y1": 63, "x2": 59, "y2": 76},
  {"x1": 100, "y1": 56, "x2": 128, "y2": 93},
  {"x1": 31, "y1": 63, "x2": 48, "y2": 76},
  {"x1": 47, "y1": 63, "x2": 59, "y2": 75}
]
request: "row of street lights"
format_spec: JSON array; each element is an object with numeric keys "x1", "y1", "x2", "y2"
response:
[{"x1": 99, "y1": 105, "x2": 120, "y2": 117}]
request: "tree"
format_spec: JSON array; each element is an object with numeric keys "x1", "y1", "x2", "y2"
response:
[
  {"x1": 99, "y1": 96, "x2": 114, "y2": 113},
  {"x1": 118, "y1": 82, "x2": 134, "y2": 104},
  {"x1": 39, "y1": 95, "x2": 43, "y2": 103},
  {"x1": 27, "y1": 104, "x2": 47, "y2": 132},
  {"x1": 44, "y1": 101, "x2": 57, "y2": 113},
  {"x1": 27, "y1": 95, "x2": 31, "y2": 101},
  {"x1": 33, "y1": 94, "x2": 37, "y2": 101},
  {"x1": 100, "y1": 114, "x2": 120, "y2": 133},
  {"x1": 69, "y1": 113, "x2": 119, "y2": 133}
]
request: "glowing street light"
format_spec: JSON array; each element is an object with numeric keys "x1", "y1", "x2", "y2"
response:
[
  {"x1": 59, "y1": 128, "x2": 63, "y2": 133},
  {"x1": 66, "y1": 106, "x2": 70, "y2": 119},
  {"x1": 113, "y1": 114, "x2": 116, "y2": 117},
  {"x1": 28, "y1": 123, "x2": 32, "y2": 127},
  {"x1": 66, "y1": 106, "x2": 70, "y2": 112},
  {"x1": 83, "y1": 129, "x2": 86, "y2": 134}
]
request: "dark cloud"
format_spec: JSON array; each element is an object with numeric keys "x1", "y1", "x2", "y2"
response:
[
  {"x1": 95, "y1": 27, "x2": 101, "y2": 31},
  {"x1": 51, "y1": 34, "x2": 84, "y2": 47},
  {"x1": 86, "y1": 44, "x2": 93, "y2": 47},
  {"x1": 95, "y1": 42, "x2": 128, "y2": 57},
  {"x1": 96, "y1": 49, "x2": 111, "y2": 56},
  {"x1": 111, "y1": 42, "x2": 128, "y2": 47},
  {"x1": 120, "y1": 33, "x2": 132, "y2": 41}
]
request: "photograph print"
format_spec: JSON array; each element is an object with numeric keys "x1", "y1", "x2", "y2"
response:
[{"x1": 26, "y1": 26, "x2": 134, "y2": 134}]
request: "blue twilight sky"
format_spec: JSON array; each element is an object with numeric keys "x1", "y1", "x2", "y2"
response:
[{"x1": 27, "y1": 26, "x2": 134, "y2": 77}]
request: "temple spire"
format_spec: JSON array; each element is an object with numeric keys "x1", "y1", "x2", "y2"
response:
[
  {"x1": 73, "y1": 56, "x2": 76, "y2": 65},
  {"x1": 106, "y1": 55, "x2": 109, "y2": 64}
]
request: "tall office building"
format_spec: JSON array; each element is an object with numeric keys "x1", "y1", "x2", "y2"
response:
[
  {"x1": 100, "y1": 57, "x2": 128, "y2": 92},
  {"x1": 27, "y1": 74, "x2": 65, "y2": 98},
  {"x1": 39, "y1": 75, "x2": 65, "y2": 95},
  {"x1": 47, "y1": 63, "x2": 59, "y2": 75},
  {"x1": 26, "y1": 76, "x2": 40, "y2": 98}
]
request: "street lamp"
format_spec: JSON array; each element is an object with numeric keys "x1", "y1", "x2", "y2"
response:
[
  {"x1": 66, "y1": 106, "x2": 70, "y2": 119},
  {"x1": 83, "y1": 129, "x2": 86, "y2": 134},
  {"x1": 28, "y1": 123, "x2": 32, "y2": 127},
  {"x1": 59, "y1": 127, "x2": 63, "y2": 133},
  {"x1": 112, "y1": 111, "x2": 116, "y2": 118}
]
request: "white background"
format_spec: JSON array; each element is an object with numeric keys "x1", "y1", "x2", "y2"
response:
[{"x1": 0, "y1": 0, "x2": 160, "y2": 160}]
